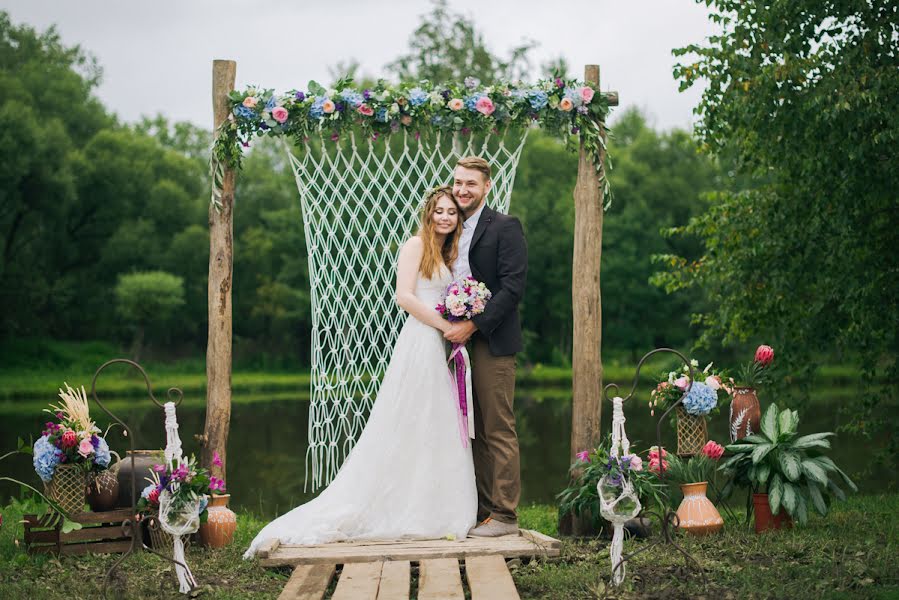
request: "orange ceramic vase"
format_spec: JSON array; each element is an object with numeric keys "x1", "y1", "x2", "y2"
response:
[
  {"x1": 675, "y1": 482, "x2": 724, "y2": 535},
  {"x1": 199, "y1": 494, "x2": 237, "y2": 548}
]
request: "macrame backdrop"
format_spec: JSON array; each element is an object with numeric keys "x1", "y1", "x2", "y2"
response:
[{"x1": 283, "y1": 129, "x2": 529, "y2": 490}]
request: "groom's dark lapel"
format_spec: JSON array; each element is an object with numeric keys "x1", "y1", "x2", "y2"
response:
[{"x1": 469, "y1": 204, "x2": 495, "y2": 253}]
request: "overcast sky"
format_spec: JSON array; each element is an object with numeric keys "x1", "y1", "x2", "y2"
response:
[{"x1": 4, "y1": 0, "x2": 718, "y2": 132}]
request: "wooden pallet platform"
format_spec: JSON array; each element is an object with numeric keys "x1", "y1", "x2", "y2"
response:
[
  {"x1": 259, "y1": 529, "x2": 560, "y2": 568},
  {"x1": 24, "y1": 508, "x2": 135, "y2": 556},
  {"x1": 276, "y1": 555, "x2": 526, "y2": 600}
]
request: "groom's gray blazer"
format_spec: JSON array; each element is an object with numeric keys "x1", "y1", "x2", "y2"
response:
[{"x1": 469, "y1": 205, "x2": 528, "y2": 356}]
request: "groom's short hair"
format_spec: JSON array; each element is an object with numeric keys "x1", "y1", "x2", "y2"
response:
[{"x1": 456, "y1": 156, "x2": 491, "y2": 182}]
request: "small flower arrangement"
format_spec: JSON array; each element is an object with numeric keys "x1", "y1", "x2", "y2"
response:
[
  {"x1": 735, "y1": 344, "x2": 775, "y2": 388},
  {"x1": 649, "y1": 359, "x2": 731, "y2": 417},
  {"x1": 137, "y1": 452, "x2": 226, "y2": 520},
  {"x1": 32, "y1": 383, "x2": 113, "y2": 482},
  {"x1": 663, "y1": 441, "x2": 726, "y2": 484},
  {"x1": 436, "y1": 276, "x2": 492, "y2": 322}
]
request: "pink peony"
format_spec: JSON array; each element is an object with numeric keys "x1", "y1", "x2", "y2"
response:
[
  {"x1": 559, "y1": 97, "x2": 574, "y2": 112},
  {"x1": 579, "y1": 86, "x2": 595, "y2": 104},
  {"x1": 61, "y1": 430, "x2": 78, "y2": 448},
  {"x1": 629, "y1": 455, "x2": 643, "y2": 471},
  {"x1": 242, "y1": 96, "x2": 258, "y2": 108},
  {"x1": 78, "y1": 438, "x2": 94, "y2": 458},
  {"x1": 755, "y1": 345, "x2": 774, "y2": 366},
  {"x1": 674, "y1": 376, "x2": 690, "y2": 390},
  {"x1": 271, "y1": 106, "x2": 289, "y2": 123},
  {"x1": 475, "y1": 96, "x2": 495, "y2": 116},
  {"x1": 447, "y1": 98, "x2": 464, "y2": 111},
  {"x1": 357, "y1": 104, "x2": 374, "y2": 116},
  {"x1": 702, "y1": 440, "x2": 725, "y2": 460},
  {"x1": 322, "y1": 99, "x2": 336, "y2": 114},
  {"x1": 575, "y1": 450, "x2": 590, "y2": 463}
]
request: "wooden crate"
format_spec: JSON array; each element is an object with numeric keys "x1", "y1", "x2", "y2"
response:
[{"x1": 24, "y1": 508, "x2": 135, "y2": 556}]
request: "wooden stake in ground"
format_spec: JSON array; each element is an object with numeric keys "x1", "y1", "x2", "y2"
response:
[
  {"x1": 570, "y1": 64, "x2": 612, "y2": 534},
  {"x1": 203, "y1": 59, "x2": 236, "y2": 480}
]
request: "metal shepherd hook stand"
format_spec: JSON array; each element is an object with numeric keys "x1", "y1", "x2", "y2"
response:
[
  {"x1": 602, "y1": 347, "x2": 708, "y2": 588},
  {"x1": 89, "y1": 359, "x2": 200, "y2": 598}
]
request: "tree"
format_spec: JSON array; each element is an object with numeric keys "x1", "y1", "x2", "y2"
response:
[
  {"x1": 114, "y1": 271, "x2": 185, "y2": 362},
  {"x1": 655, "y1": 1, "x2": 898, "y2": 443}
]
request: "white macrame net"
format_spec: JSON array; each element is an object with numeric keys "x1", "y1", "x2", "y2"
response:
[
  {"x1": 283, "y1": 129, "x2": 529, "y2": 490},
  {"x1": 598, "y1": 397, "x2": 641, "y2": 587},
  {"x1": 158, "y1": 402, "x2": 200, "y2": 594}
]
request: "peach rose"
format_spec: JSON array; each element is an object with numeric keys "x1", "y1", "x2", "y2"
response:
[
  {"x1": 322, "y1": 99, "x2": 336, "y2": 114},
  {"x1": 447, "y1": 98, "x2": 464, "y2": 111},
  {"x1": 559, "y1": 97, "x2": 574, "y2": 111},
  {"x1": 242, "y1": 96, "x2": 258, "y2": 108}
]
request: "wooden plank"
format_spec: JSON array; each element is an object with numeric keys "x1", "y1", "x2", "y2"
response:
[
  {"x1": 332, "y1": 561, "x2": 383, "y2": 600},
  {"x1": 278, "y1": 564, "x2": 335, "y2": 600},
  {"x1": 418, "y1": 559, "x2": 463, "y2": 600},
  {"x1": 260, "y1": 535, "x2": 559, "y2": 567},
  {"x1": 466, "y1": 555, "x2": 520, "y2": 600},
  {"x1": 71, "y1": 509, "x2": 134, "y2": 524},
  {"x1": 61, "y1": 525, "x2": 129, "y2": 543},
  {"x1": 257, "y1": 537, "x2": 281, "y2": 559},
  {"x1": 376, "y1": 560, "x2": 410, "y2": 600},
  {"x1": 518, "y1": 529, "x2": 561, "y2": 550},
  {"x1": 56, "y1": 540, "x2": 133, "y2": 555}
]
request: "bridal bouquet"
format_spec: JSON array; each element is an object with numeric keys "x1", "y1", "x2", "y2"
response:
[{"x1": 436, "y1": 276, "x2": 492, "y2": 447}]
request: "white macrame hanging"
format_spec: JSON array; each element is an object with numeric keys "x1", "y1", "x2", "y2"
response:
[
  {"x1": 283, "y1": 129, "x2": 529, "y2": 490},
  {"x1": 158, "y1": 402, "x2": 200, "y2": 594},
  {"x1": 598, "y1": 396, "x2": 641, "y2": 587}
]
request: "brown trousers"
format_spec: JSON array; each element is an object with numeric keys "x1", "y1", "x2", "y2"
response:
[{"x1": 470, "y1": 336, "x2": 520, "y2": 524}]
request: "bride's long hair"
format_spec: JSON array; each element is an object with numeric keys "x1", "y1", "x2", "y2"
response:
[{"x1": 417, "y1": 185, "x2": 463, "y2": 279}]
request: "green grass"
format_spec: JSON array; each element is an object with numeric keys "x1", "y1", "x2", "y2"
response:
[{"x1": 1, "y1": 494, "x2": 895, "y2": 599}]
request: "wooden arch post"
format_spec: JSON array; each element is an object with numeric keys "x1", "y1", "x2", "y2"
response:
[
  {"x1": 202, "y1": 59, "x2": 237, "y2": 481},
  {"x1": 570, "y1": 64, "x2": 616, "y2": 534}
]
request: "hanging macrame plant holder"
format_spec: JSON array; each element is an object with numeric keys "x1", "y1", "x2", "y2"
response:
[{"x1": 598, "y1": 396, "x2": 641, "y2": 586}]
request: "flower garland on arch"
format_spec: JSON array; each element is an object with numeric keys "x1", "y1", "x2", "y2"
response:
[{"x1": 210, "y1": 76, "x2": 612, "y2": 211}]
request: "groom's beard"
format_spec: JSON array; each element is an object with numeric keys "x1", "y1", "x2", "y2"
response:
[{"x1": 459, "y1": 194, "x2": 485, "y2": 218}]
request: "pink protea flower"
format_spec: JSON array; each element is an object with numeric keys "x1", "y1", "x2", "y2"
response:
[
  {"x1": 575, "y1": 450, "x2": 590, "y2": 463},
  {"x1": 357, "y1": 104, "x2": 374, "y2": 116},
  {"x1": 579, "y1": 86, "x2": 595, "y2": 103},
  {"x1": 148, "y1": 487, "x2": 160, "y2": 505},
  {"x1": 61, "y1": 430, "x2": 78, "y2": 448},
  {"x1": 475, "y1": 96, "x2": 495, "y2": 116},
  {"x1": 755, "y1": 345, "x2": 774, "y2": 366},
  {"x1": 702, "y1": 440, "x2": 725, "y2": 460},
  {"x1": 271, "y1": 106, "x2": 289, "y2": 123}
]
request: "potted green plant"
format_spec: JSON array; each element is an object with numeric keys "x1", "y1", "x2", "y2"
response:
[
  {"x1": 719, "y1": 404, "x2": 856, "y2": 532},
  {"x1": 664, "y1": 441, "x2": 726, "y2": 535}
]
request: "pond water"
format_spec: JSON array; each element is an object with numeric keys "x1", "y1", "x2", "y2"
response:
[{"x1": 1, "y1": 388, "x2": 892, "y2": 518}]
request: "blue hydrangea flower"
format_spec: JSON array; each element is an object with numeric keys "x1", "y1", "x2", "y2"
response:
[
  {"x1": 265, "y1": 96, "x2": 276, "y2": 110},
  {"x1": 408, "y1": 88, "x2": 428, "y2": 107},
  {"x1": 563, "y1": 86, "x2": 583, "y2": 108},
  {"x1": 464, "y1": 93, "x2": 486, "y2": 112},
  {"x1": 33, "y1": 435, "x2": 60, "y2": 482},
  {"x1": 528, "y1": 90, "x2": 548, "y2": 110},
  {"x1": 198, "y1": 495, "x2": 209, "y2": 514},
  {"x1": 431, "y1": 115, "x2": 445, "y2": 126},
  {"x1": 510, "y1": 89, "x2": 529, "y2": 103},
  {"x1": 683, "y1": 381, "x2": 718, "y2": 416},
  {"x1": 375, "y1": 107, "x2": 389, "y2": 123},
  {"x1": 339, "y1": 89, "x2": 364, "y2": 107},
  {"x1": 309, "y1": 97, "x2": 328, "y2": 119},
  {"x1": 93, "y1": 436, "x2": 111, "y2": 468},
  {"x1": 233, "y1": 105, "x2": 256, "y2": 120}
]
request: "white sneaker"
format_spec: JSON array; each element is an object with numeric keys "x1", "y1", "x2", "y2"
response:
[{"x1": 469, "y1": 518, "x2": 519, "y2": 537}]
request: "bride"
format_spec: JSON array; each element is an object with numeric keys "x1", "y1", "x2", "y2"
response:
[{"x1": 244, "y1": 186, "x2": 477, "y2": 557}]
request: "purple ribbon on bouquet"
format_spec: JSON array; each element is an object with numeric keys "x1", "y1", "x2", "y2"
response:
[{"x1": 449, "y1": 342, "x2": 475, "y2": 448}]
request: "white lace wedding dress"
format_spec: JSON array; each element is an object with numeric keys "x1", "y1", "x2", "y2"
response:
[{"x1": 244, "y1": 266, "x2": 476, "y2": 558}]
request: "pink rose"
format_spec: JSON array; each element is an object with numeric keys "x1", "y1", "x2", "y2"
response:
[
  {"x1": 447, "y1": 98, "x2": 464, "y2": 111},
  {"x1": 705, "y1": 375, "x2": 721, "y2": 390},
  {"x1": 559, "y1": 97, "x2": 574, "y2": 112},
  {"x1": 755, "y1": 345, "x2": 774, "y2": 366},
  {"x1": 475, "y1": 96, "x2": 495, "y2": 116},
  {"x1": 629, "y1": 455, "x2": 643, "y2": 471},
  {"x1": 579, "y1": 86, "x2": 595, "y2": 104},
  {"x1": 674, "y1": 376, "x2": 689, "y2": 390},
  {"x1": 450, "y1": 304, "x2": 466, "y2": 317},
  {"x1": 271, "y1": 106, "x2": 289, "y2": 123},
  {"x1": 78, "y1": 438, "x2": 94, "y2": 458},
  {"x1": 242, "y1": 96, "x2": 258, "y2": 108},
  {"x1": 575, "y1": 450, "x2": 590, "y2": 463},
  {"x1": 702, "y1": 440, "x2": 725, "y2": 461},
  {"x1": 322, "y1": 99, "x2": 336, "y2": 114},
  {"x1": 358, "y1": 104, "x2": 374, "y2": 116}
]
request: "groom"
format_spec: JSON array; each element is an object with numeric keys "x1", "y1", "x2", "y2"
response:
[{"x1": 444, "y1": 156, "x2": 527, "y2": 537}]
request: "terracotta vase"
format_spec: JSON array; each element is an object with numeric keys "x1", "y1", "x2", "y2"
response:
[
  {"x1": 730, "y1": 387, "x2": 761, "y2": 442},
  {"x1": 753, "y1": 493, "x2": 793, "y2": 533},
  {"x1": 675, "y1": 482, "x2": 723, "y2": 536},
  {"x1": 116, "y1": 449, "x2": 163, "y2": 507},
  {"x1": 199, "y1": 494, "x2": 237, "y2": 548}
]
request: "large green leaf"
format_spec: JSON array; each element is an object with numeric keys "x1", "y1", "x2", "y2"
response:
[
  {"x1": 801, "y1": 459, "x2": 829, "y2": 485},
  {"x1": 769, "y1": 473, "x2": 784, "y2": 514},
  {"x1": 779, "y1": 450, "x2": 802, "y2": 481},
  {"x1": 756, "y1": 462, "x2": 771, "y2": 485},
  {"x1": 795, "y1": 489, "x2": 809, "y2": 525},
  {"x1": 752, "y1": 443, "x2": 774, "y2": 465},
  {"x1": 807, "y1": 482, "x2": 827, "y2": 516},
  {"x1": 761, "y1": 404, "x2": 779, "y2": 441},
  {"x1": 782, "y1": 481, "x2": 798, "y2": 515},
  {"x1": 740, "y1": 434, "x2": 769, "y2": 445},
  {"x1": 827, "y1": 479, "x2": 846, "y2": 501},
  {"x1": 778, "y1": 409, "x2": 798, "y2": 438},
  {"x1": 793, "y1": 432, "x2": 834, "y2": 450},
  {"x1": 834, "y1": 466, "x2": 859, "y2": 493},
  {"x1": 725, "y1": 443, "x2": 755, "y2": 453}
]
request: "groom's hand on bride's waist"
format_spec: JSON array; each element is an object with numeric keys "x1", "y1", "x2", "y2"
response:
[{"x1": 444, "y1": 320, "x2": 477, "y2": 345}]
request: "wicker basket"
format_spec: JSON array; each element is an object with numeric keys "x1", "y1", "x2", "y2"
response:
[
  {"x1": 147, "y1": 513, "x2": 191, "y2": 555},
  {"x1": 44, "y1": 464, "x2": 87, "y2": 515},
  {"x1": 675, "y1": 406, "x2": 708, "y2": 457}
]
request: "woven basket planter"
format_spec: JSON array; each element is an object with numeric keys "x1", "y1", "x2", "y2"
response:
[
  {"x1": 147, "y1": 512, "x2": 191, "y2": 555},
  {"x1": 675, "y1": 406, "x2": 708, "y2": 457},
  {"x1": 44, "y1": 464, "x2": 88, "y2": 515}
]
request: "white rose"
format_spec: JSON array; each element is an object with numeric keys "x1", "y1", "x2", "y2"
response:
[
  {"x1": 327, "y1": 88, "x2": 338, "y2": 97},
  {"x1": 389, "y1": 103, "x2": 400, "y2": 115}
]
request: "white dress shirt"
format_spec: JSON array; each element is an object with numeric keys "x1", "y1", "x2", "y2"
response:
[{"x1": 452, "y1": 203, "x2": 485, "y2": 281}]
